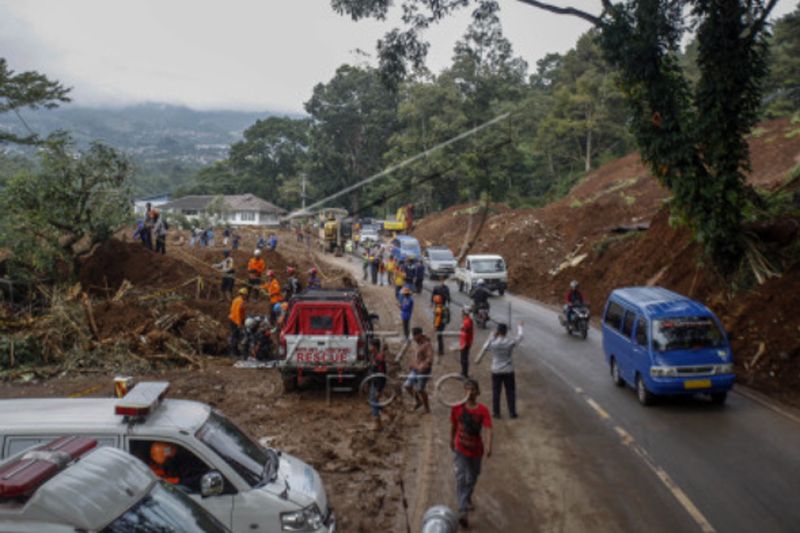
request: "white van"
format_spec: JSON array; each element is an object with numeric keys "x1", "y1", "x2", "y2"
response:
[
  {"x1": 0, "y1": 436, "x2": 228, "y2": 532},
  {"x1": 0, "y1": 382, "x2": 335, "y2": 532}
]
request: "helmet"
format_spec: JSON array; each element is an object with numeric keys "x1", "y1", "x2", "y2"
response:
[
  {"x1": 273, "y1": 302, "x2": 282, "y2": 313},
  {"x1": 287, "y1": 266, "x2": 295, "y2": 275},
  {"x1": 462, "y1": 305, "x2": 472, "y2": 315},
  {"x1": 281, "y1": 302, "x2": 289, "y2": 311},
  {"x1": 310, "y1": 267, "x2": 318, "y2": 275},
  {"x1": 476, "y1": 279, "x2": 485, "y2": 286},
  {"x1": 150, "y1": 442, "x2": 177, "y2": 465},
  {"x1": 238, "y1": 287, "x2": 249, "y2": 296},
  {"x1": 570, "y1": 280, "x2": 579, "y2": 290},
  {"x1": 245, "y1": 317, "x2": 258, "y2": 330},
  {"x1": 254, "y1": 249, "x2": 262, "y2": 257},
  {"x1": 267, "y1": 270, "x2": 275, "y2": 277},
  {"x1": 433, "y1": 294, "x2": 443, "y2": 304}
]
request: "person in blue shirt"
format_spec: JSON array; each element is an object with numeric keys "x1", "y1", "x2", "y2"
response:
[
  {"x1": 399, "y1": 286, "x2": 414, "y2": 339},
  {"x1": 414, "y1": 260, "x2": 426, "y2": 294},
  {"x1": 268, "y1": 233, "x2": 278, "y2": 251}
]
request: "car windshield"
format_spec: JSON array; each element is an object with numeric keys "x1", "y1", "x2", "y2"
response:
[
  {"x1": 196, "y1": 410, "x2": 275, "y2": 487},
  {"x1": 429, "y1": 250, "x2": 453, "y2": 261},
  {"x1": 102, "y1": 481, "x2": 227, "y2": 532},
  {"x1": 471, "y1": 259, "x2": 505, "y2": 273},
  {"x1": 401, "y1": 241, "x2": 420, "y2": 252},
  {"x1": 652, "y1": 317, "x2": 725, "y2": 351}
]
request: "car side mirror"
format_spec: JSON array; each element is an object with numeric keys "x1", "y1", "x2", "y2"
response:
[
  {"x1": 369, "y1": 313, "x2": 380, "y2": 322},
  {"x1": 201, "y1": 471, "x2": 224, "y2": 498}
]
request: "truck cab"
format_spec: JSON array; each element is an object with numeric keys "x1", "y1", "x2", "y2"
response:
[
  {"x1": 0, "y1": 382, "x2": 335, "y2": 532},
  {"x1": 279, "y1": 288, "x2": 378, "y2": 392},
  {"x1": 455, "y1": 254, "x2": 508, "y2": 295},
  {"x1": 0, "y1": 436, "x2": 227, "y2": 532}
]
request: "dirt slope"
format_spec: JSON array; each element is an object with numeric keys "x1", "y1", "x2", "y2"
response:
[{"x1": 413, "y1": 117, "x2": 800, "y2": 405}]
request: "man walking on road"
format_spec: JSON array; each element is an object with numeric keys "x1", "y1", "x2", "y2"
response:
[
  {"x1": 404, "y1": 327, "x2": 433, "y2": 414},
  {"x1": 487, "y1": 322, "x2": 523, "y2": 418},
  {"x1": 455, "y1": 306, "x2": 474, "y2": 377},
  {"x1": 399, "y1": 287, "x2": 414, "y2": 339},
  {"x1": 451, "y1": 378, "x2": 492, "y2": 528}
]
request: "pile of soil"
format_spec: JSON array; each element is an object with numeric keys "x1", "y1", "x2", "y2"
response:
[{"x1": 413, "y1": 117, "x2": 800, "y2": 405}]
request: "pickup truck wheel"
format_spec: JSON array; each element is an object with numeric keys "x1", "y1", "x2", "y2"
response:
[{"x1": 282, "y1": 375, "x2": 297, "y2": 393}]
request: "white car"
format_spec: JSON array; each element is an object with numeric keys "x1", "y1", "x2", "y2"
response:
[
  {"x1": 0, "y1": 382, "x2": 335, "y2": 533},
  {"x1": 0, "y1": 436, "x2": 228, "y2": 532},
  {"x1": 454, "y1": 254, "x2": 509, "y2": 295},
  {"x1": 422, "y1": 246, "x2": 456, "y2": 279}
]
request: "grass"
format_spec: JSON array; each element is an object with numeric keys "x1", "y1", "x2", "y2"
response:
[{"x1": 749, "y1": 126, "x2": 768, "y2": 138}]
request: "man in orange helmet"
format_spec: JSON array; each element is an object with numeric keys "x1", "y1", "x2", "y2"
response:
[
  {"x1": 247, "y1": 249, "x2": 266, "y2": 301},
  {"x1": 229, "y1": 287, "x2": 248, "y2": 357}
]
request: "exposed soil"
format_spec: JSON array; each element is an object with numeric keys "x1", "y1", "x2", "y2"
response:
[{"x1": 413, "y1": 117, "x2": 800, "y2": 406}]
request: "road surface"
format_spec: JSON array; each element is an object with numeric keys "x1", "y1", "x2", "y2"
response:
[{"x1": 305, "y1": 244, "x2": 800, "y2": 532}]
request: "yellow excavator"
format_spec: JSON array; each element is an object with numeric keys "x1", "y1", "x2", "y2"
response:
[
  {"x1": 318, "y1": 208, "x2": 348, "y2": 255},
  {"x1": 383, "y1": 204, "x2": 414, "y2": 233}
]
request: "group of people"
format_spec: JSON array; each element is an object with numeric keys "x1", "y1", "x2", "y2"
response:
[
  {"x1": 223, "y1": 247, "x2": 322, "y2": 360},
  {"x1": 133, "y1": 202, "x2": 169, "y2": 254}
]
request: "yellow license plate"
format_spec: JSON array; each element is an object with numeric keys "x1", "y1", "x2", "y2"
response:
[{"x1": 684, "y1": 379, "x2": 712, "y2": 389}]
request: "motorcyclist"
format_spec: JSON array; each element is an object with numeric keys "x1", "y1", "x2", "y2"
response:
[
  {"x1": 469, "y1": 279, "x2": 491, "y2": 313},
  {"x1": 564, "y1": 280, "x2": 585, "y2": 323}
]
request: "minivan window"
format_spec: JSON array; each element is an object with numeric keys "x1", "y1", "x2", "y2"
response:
[
  {"x1": 635, "y1": 317, "x2": 648, "y2": 346},
  {"x1": 196, "y1": 411, "x2": 273, "y2": 487},
  {"x1": 428, "y1": 250, "x2": 454, "y2": 261},
  {"x1": 605, "y1": 302, "x2": 624, "y2": 331},
  {"x1": 622, "y1": 312, "x2": 635, "y2": 337},
  {"x1": 652, "y1": 317, "x2": 724, "y2": 352}
]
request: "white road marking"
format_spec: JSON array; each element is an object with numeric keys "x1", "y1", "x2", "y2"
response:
[{"x1": 586, "y1": 398, "x2": 611, "y2": 420}]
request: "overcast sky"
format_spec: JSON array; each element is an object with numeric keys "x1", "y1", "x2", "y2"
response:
[{"x1": 1, "y1": 1, "x2": 795, "y2": 113}]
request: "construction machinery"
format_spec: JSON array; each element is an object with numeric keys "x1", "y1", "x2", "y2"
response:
[
  {"x1": 318, "y1": 208, "x2": 348, "y2": 255},
  {"x1": 383, "y1": 204, "x2": 414, "y2": 233}
]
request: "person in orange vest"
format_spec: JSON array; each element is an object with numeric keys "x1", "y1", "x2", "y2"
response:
[
  {"x1": 229, "y1": 287, "x2": 247, "y2": 357},
  {"x1": 149, "y1": 442, "x2": 181, "y2": 485},
  {"x1": 265, "y1": 270, "x2": 282, "y2": 305},
  {"x1": 246, "y1": 249, "x2": 266, "y2": 301}
]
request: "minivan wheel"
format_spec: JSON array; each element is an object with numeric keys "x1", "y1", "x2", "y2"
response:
[
  {"x1": 611, "y1": 358, "x2": 624, "y2": 387},
  {"x1": 636, "y1": 374, "x2": 655, "y2": 406},
  {"x1": 710, "y1": 392, "x2": 727, "y2": 405}
]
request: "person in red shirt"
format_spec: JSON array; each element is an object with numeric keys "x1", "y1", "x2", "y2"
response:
[
  {"x1": 450, "y1": 378, "x2": 492, "y2": 528},
  {"x1": 456, "y1": 305, "x2": 474, "y2": 377}
]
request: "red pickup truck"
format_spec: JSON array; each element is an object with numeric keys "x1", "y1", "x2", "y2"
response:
[{"x1": 278, "y1": 288, "x2": 379, "y2": 392}]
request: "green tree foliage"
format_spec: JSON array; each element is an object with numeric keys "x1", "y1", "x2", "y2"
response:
[
  {"x1": 763, "y1": 3, "x2": 800, "y2": 117},
  {"x1": 331, "y1": 0, "x2": 780, "y2": 273},
  {"x1": 0, "y1": 58, "x2": 70, "y2": 145},
  {"x1": 0, "y1": 142, "x2": 132, "y2": 280},
  {"x1": 305, "y1": 64, "x2": 400, "y2": 212}
]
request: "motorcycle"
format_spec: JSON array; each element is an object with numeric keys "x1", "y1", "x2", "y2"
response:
[
  {"x1": 559, "y1": 304, "x2": 590, "y2": 339},
  {"x1": 473, "y1": 303, "x2": 490, "y2": 329}
]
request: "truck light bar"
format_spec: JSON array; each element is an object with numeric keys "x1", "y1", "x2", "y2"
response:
[
  {"x1": 0, "y1": 436, "x2": 97, "y2": 500},
  {"x1": 115, "y1": 381, "x2": 170, "y2": 418}
]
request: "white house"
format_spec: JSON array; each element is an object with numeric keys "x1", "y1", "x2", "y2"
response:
[
  {"x1": 133, "y1": 194, "x2": 171, "y2": 216},
  {"x1": 159, "y1": 194, "x2": 286, "y2": 226}
]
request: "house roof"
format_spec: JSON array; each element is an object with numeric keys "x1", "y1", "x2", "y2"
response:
[{"x1": 161, "y1": 194, "x2": 285, "y2": 214}]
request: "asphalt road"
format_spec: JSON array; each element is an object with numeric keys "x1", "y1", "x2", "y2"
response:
[{"x1": 435, "y1": 278, "x2": 800, "y2": 533}]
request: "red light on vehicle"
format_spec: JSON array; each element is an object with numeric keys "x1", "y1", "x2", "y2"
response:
[
  {"x1": 114, "y1": 405, "x2": 151, "y2": 417},
  {"x1": 115, "y1": 381, "x2": 169, "y2": 420}
]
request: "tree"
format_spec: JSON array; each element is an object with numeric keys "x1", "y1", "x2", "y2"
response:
[
  {"x1": 0, "y1": 142, "x2": 132, "y2": 280},
  {"x1": 0, "y1": 58, "x2": 71, "y2": 145},
  {"x1": 331, "y1": 0, "x2": 781, "y2": 273},
  {"x1": 305, "y1": 64, "x2": 400, "y2": 213},
  {"x1": 763, "y1": 4, "x2": 800, "y2": 117}
]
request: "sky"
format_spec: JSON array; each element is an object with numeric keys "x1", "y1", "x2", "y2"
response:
[{"x1": 1, "y1": 1, "x2": 795, "y2": 114}]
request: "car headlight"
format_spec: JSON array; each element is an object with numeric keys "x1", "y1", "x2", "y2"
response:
[
  {"x1": 281, "y1": 504, "x2": 324, "y2": 531},
  {"x1": 716, "y1": 363, "x2": 734, "y2": 374},
  {"x1": 650, "y1": 366, "x2": 678, "y2": 377}
]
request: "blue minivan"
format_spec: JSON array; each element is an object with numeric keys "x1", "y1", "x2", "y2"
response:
[
  {"x1": 391, "y1": 235, "x2": 422, "y2": 261},
  {"x1": 601, "y1": 287, "x2": 735, "y2": 406}
]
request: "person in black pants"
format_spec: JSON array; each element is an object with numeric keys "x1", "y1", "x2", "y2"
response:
[{"x1": 486, "y1": 322, "x2": 523, "y2": 418}]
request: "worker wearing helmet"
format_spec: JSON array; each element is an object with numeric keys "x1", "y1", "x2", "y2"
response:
[
  {"x1": 149, "y1": 442, "x2": 180, "y2": 485},
  {"x1": 229, "y1": 287, "x2": 248, "y2": 357},
  {"x1": 399, "y1": 286, "x2": 414, "y2": 339},
  {"x1": 432, "y1": 294, "x2": 449, "y2": 356},
  {"x1": 564, "y1": 280, "x2": 585, "y2": 323},
  {"x1": 264, "y1": 270, "x2": 282, "y2": 305},
  {"x1": 285, "y1": 266, "x2": 302, "y2": 300},
  {"x1": 308, "y1": 267, "x2": 322, "y2": 289},
  {"x1": 247, "y1": 249, "x2": 266, "y2": 301}
]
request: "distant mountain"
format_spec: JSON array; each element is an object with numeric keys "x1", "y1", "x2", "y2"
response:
[{"x1": 0, "y1": 103, "x2": 292, "y2": 195}]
